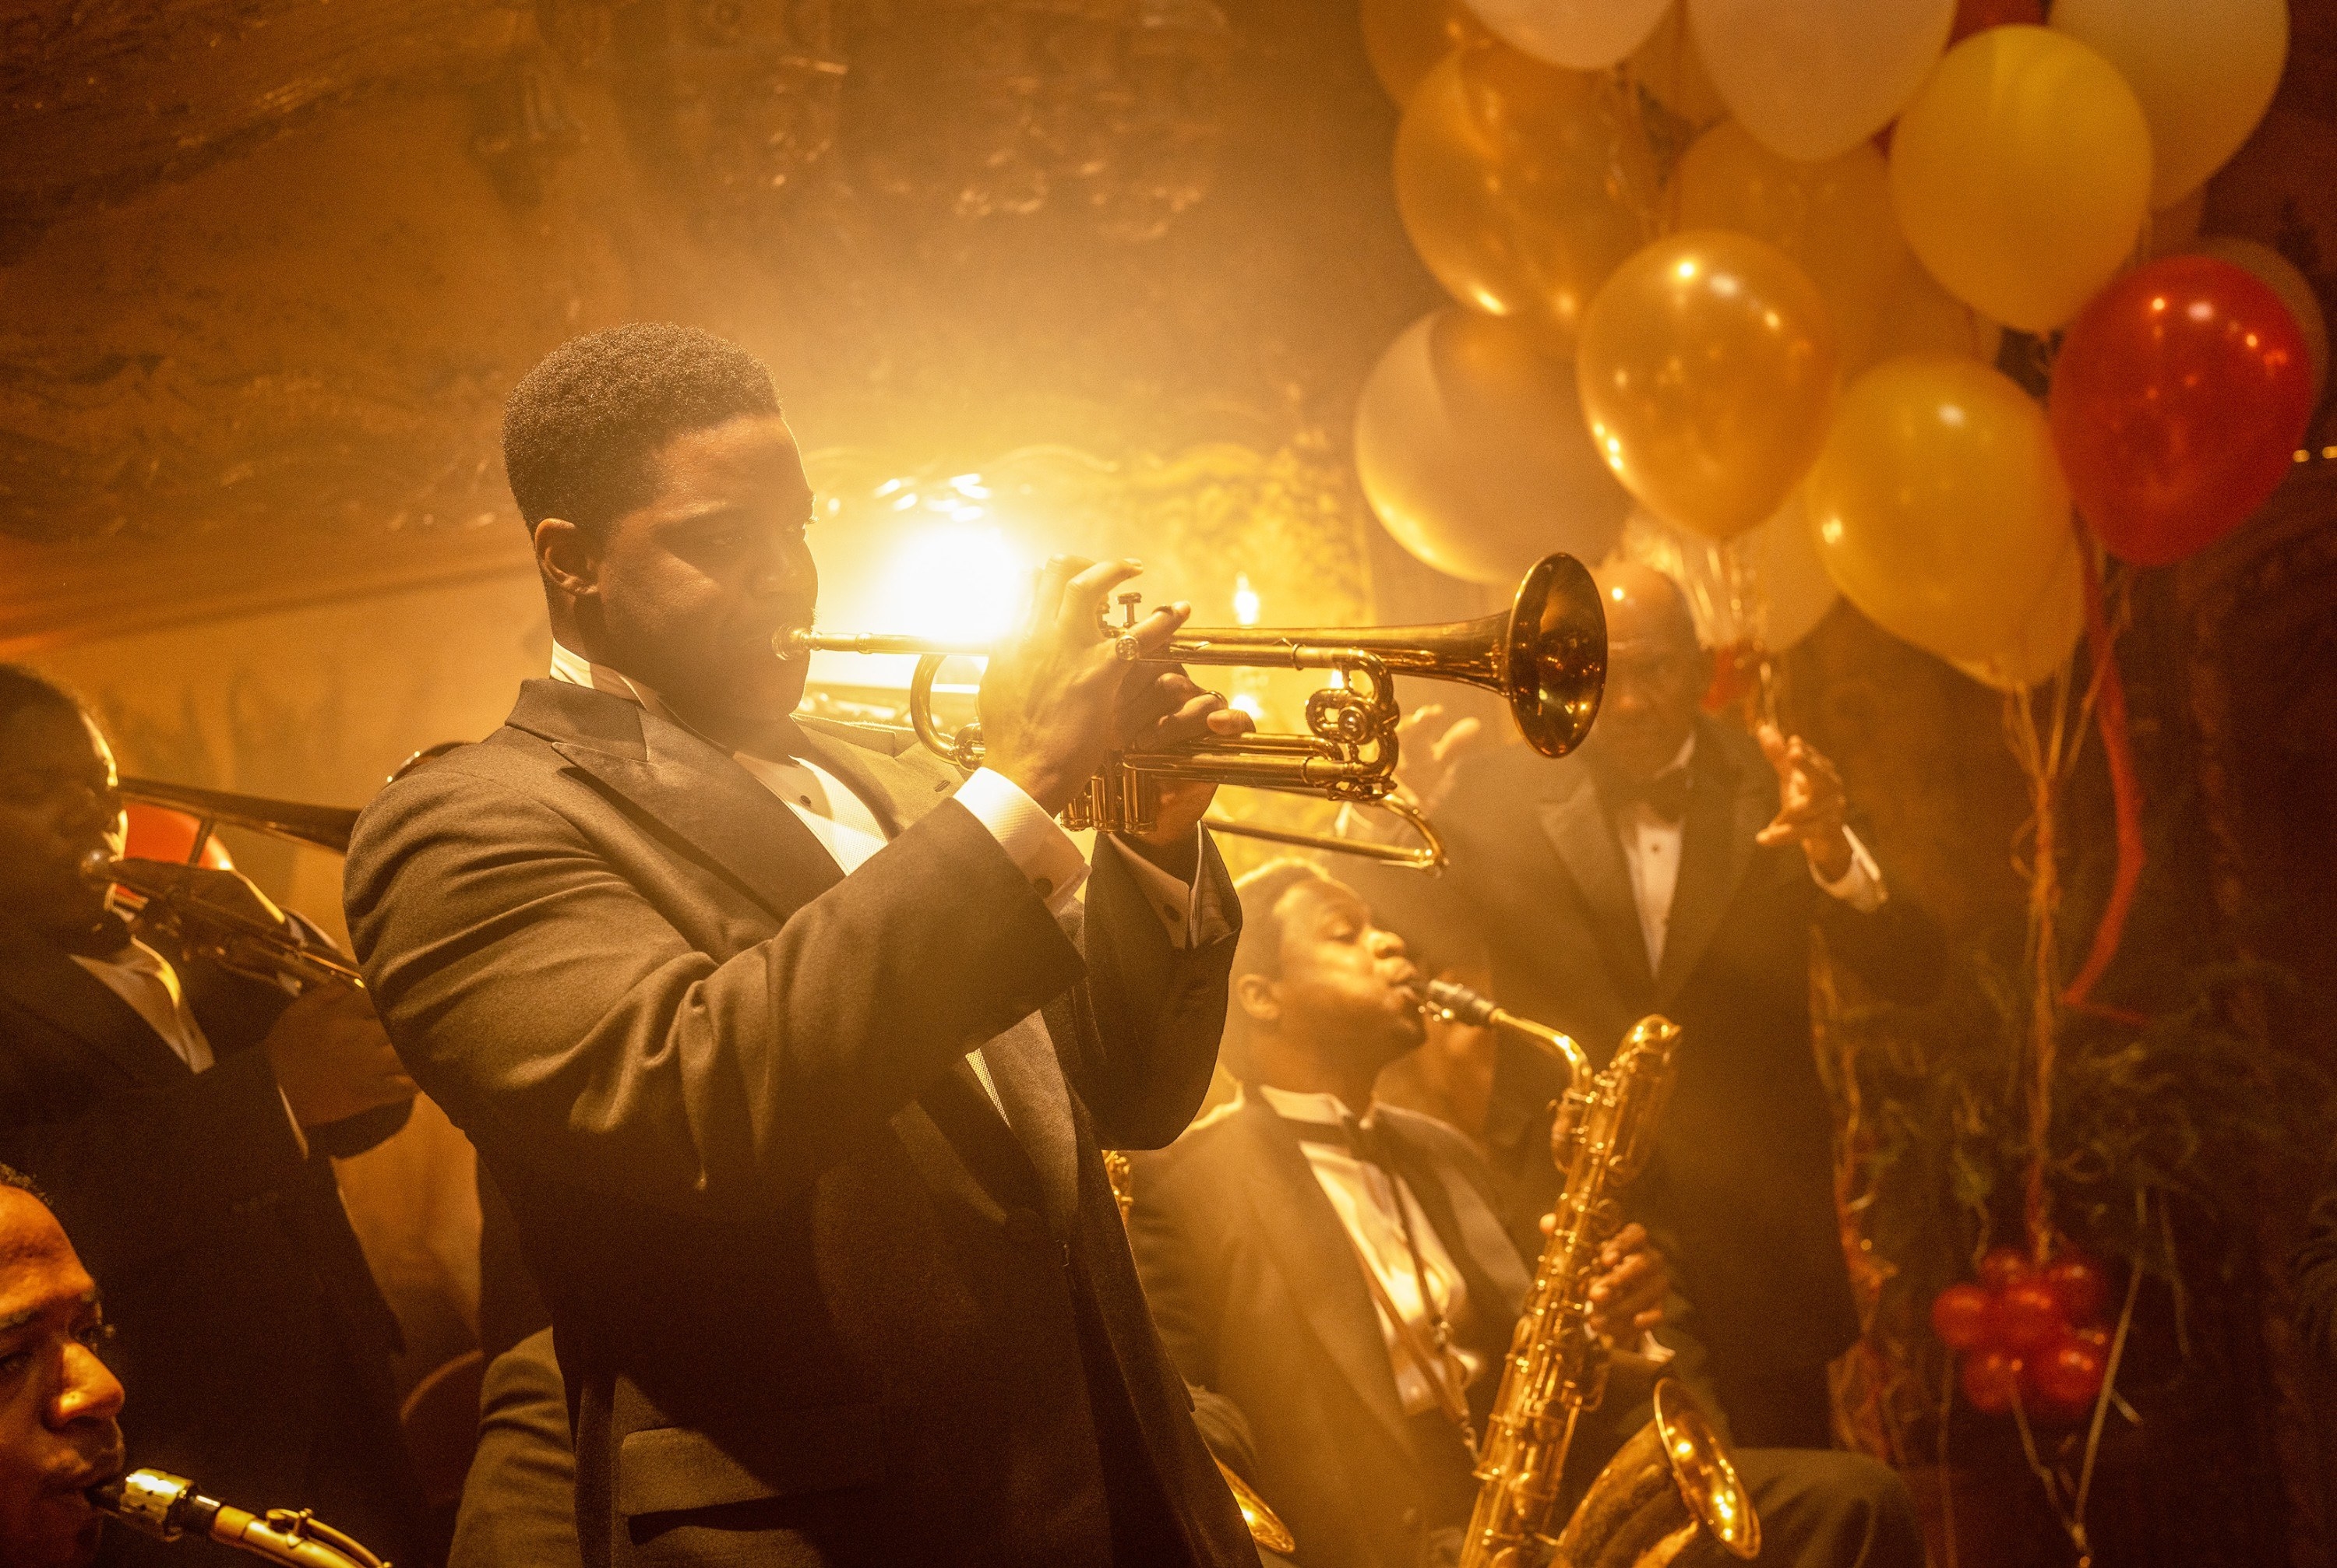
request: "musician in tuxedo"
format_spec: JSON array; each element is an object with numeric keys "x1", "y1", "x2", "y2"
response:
[
  {"x1": 1354, "y1": 564, "x2": 1944, "y2": 1449},
  {"x1": 0, "y1": 668, "x2": 428, "y2": 1567},
  {"x1": 0, "y1": 1162, "x2": 125, "y2": 1568},
  {"x1": 1127, "y1": 861, "x2": 1923, "y2": 1568},
  {"x1": 344, "y1": 322, "x2": 1262, "y2": 1568}
]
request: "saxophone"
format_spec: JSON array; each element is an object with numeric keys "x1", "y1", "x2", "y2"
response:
[
  {"x1": 1426, "y1": 988, "x2": 1760, "y2": 1568},
  {"x1": 90, "y1": 1470, "x2": 390, "y2": 1568}
]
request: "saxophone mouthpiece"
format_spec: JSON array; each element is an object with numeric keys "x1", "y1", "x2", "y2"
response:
[{"x1": 1424, "y1": 978, "x2": 1499, "y2": 1027}]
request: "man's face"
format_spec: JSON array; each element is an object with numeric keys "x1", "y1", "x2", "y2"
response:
[
  {"x1": 0, "y1": 707, "x2": 122, "y2": 939},
  {"x1": 1588, "y1": 636, "x2": 1705, "y2": 782},
  {"x1": 0, "y1": 1189, "x2": 125, "y2": 1568},
  {"x1": 576, "y1": 414, "x2": 819, "y2": 731},
  {"x1": 1253, "y1": 879, "x2": 1426, "y2": 1070}
]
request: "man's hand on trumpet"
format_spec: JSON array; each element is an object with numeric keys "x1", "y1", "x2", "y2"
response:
[{"x1": 980, "y1": 557, "x2": 1252, "y2": 873}]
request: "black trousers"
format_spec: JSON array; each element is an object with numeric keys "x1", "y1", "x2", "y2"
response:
[{"x1": 1711, "y1": 1363, "x2": 1836, "y2": 1450}]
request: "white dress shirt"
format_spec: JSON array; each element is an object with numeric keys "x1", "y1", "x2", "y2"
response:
[
  {"x1": 1252, "y1": 1084, "x2": 1484, "y2": 1418},
  {"x1": 71, "y1": 939, "x2": 216, "y2": 1071},
  {"x1": 1619, "y1": 733, "x2": 1886, "y2": 974},
  {"x1": 548, "y1": 642, "x2": 1200, "y2": 1111}
]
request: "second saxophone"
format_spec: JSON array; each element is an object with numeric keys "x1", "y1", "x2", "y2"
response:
[{"x1": 1426, "y1": 989, "x2": 1760, "y2": 1568}]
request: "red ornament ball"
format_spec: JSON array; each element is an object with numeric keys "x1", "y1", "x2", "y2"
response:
[
  {"x1": 1976, "y1": 1245, "x2": 2032, "y2": 1291},
  {"x1": 1930, "y1": 1283, "x2": 1993, "y2": 1351},
  {"x1": 1986, "y1": 1281, "x2": 2067, "y2": 1354},
  {"x1": 2028, "y1": 1331, "x2": 2110, "y2": 1417},
  {"x1": 2041, "y1": 1253, "x2": 2111, "y2": 1327},
  {"x1": 1960, "y1": 1347, "x2": 2024, "y2": 1415}
]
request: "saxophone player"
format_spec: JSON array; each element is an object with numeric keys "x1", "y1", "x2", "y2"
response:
[
  {"x1": 0, "y1": 1163, "x2": 122, "y2": 1568},
  {"x1": 1126, "y1": 862, "x2": 1923, "y2": 1568}
]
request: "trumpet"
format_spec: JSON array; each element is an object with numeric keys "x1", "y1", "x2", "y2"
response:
[
  {"x1": 781, "y1": 551, "x2": 1606, "y2": 871},
  {"x1": 90, "y1": 1469, "x2": 390, "y2": 1568},
  {"x1": 79, "y1": 778, "x2": 365, "y2": 992}
]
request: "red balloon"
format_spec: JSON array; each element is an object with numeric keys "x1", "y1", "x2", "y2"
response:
[
  {"x1": 122, "y1": 802, "x2": 235, "y2": 869},
  {"x1": 2027, "y1": 1331, "x2": 2110, "y2": 1417},
  {"x1": 1930, "y1": 1283, "x2": 1993, "y2": 1350},
  {"x1": 1960, "y1": 1347, "x2": 2023, "y2": 1415},
  {"x1": 2040, "y1": 1253, "x2": 2111, "y2": 1327},
  {"x1": 1976, "y1": 1245, "x2": 2032, "y2": 1291},
  {"x1": 1986, "y1": 1281, "x2": 2067, "y2": 1354},
  {"x1": 2050, "y1": 255, "x2": 2315, "y2": 567}
]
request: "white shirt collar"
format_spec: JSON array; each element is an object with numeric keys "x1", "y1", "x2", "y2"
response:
[{"x1": 1253, "y1": 1082, "x2": 1369, "y2": 1126}]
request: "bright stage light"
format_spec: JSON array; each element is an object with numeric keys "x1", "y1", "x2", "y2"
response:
[{"x1": 806, "y1": 516, "x2": 1029, "y2": 692}]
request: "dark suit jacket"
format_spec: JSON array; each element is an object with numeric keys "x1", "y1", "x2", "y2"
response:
[
  {"x1": 1126, "y1": 1094, "x2": 1658, "y2": 1568},
  {"x1": 1355, "y1": 717, "x2": 1943, "y2": 1383},
  {"x1": 0, "y1": 918, "x2": 423, "y2": 1568},
  {"x1": 343, "y1": 679, "x2": 1259, "y2": 1568}
]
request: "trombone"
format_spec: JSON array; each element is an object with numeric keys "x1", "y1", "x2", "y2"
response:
[
  {"x1": 82, "y1": 778, "x2": 365, "y2": 992},
  {"x1": 781, "y1": 551, "x2": 1608, "y2": 870}
]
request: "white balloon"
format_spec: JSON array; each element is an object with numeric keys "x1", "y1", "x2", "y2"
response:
[
  {"x1": 1356, "y1": 309, "x2": 1633, "y2": 586},
  {"x1": 2053, "y1": 0, "x2": 2287, "y2": 210},
  {"x1": 1613, "y1": 495, "x2": 1839, "y2": 650},
  {"x1": 1465, "y1": 0, "x2": 1673, "y2": 70},
  {"x1": 1688, "y1": 0, "x2": 1953, "y2": 162}
]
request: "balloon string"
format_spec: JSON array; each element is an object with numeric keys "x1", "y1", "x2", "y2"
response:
[{"x1": 2060, "y1": 535, "x2": 2145, "y2": 1010}]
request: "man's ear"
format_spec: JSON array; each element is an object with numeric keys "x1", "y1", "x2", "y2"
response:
[
  {"x1": 534, "y1": 517, "x2": 599, "y2": 600},
  {"x1": 1233, "y1": 972, "x2": 1279, "y2": 1031}
]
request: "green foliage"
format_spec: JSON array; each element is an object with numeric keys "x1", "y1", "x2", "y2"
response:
[{"x1": 1836, "y1": 953, "x2": 2330, "y2": 1404}]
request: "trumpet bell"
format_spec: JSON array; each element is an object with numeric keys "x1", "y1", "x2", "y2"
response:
[{"x1": 1503, "y1": 551, "x2": 1606, "y2": 758}]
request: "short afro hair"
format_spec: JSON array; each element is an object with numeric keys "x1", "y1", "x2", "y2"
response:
[
  {"x1": 0, "y1": 664, "x2": 86, "y2": 745},
  {"x1": 502, "y1": 322, "x2": 782, "y2": 537},
  {"x1": 0, "y1": 1162, "x2": 50, "y2": 1207}
]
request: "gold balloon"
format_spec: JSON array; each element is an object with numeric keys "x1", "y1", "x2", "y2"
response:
[
  {"x1": 1357, "y1": 308, "x2": 1633, "y2": 584},
  {"x1": 1952, "y1": 534, "x2": 2085, "y2": 692},
  {"x1": 1888, "y1": 26, "x2": 2153, "y2": 333},
  {"x1": 1395, "y1": 44, "x2": 1660, "y2": 349},
  {"x1": 1804, "y1": 354, "x2": 2075, "y2": 667},
  {"x1": 1669, "y1": 120, "x2": 1912, "y2": 371},
  {"x1": 1360, "y1": 0, "x2": 1493, "y2": 106},
  {"x1": 1576, "y1": 231, "x2": 1839, "y2": 541}
]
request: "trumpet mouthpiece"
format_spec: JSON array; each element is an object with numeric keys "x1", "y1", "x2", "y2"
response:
[{"x1": 772, "y1": 627, "x2": 813, "y2": 660}]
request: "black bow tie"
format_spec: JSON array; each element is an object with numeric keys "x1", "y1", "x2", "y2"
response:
[
  {"x1": 1609, "y1": 766, "x2": 1690, "y2": 823},
  {"x1": 54, "y1": 910, "x2": 133, "y2": 960}
]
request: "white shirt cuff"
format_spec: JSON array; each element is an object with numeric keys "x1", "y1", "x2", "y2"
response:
[
  {"x1": 953, "y1": 768, "x2": 1089, "y2": 912},
  {"x1": 1100, "y1": 831, "x2": 1200, "y2": 950},
  {"x1": 1812, "y1": 827, "x2": 1887, "y2": 913}
]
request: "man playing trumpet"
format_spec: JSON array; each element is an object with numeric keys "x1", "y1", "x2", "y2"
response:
[{"x1": 345, "y1": 322, "x2": 1265, "y2": 1567}]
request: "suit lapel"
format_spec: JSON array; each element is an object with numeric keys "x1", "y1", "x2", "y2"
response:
[
  {"x1": 1535, "y1": 777, "x2": 1657, "y2": 1000},
  {"x1": 981, "y1": 1010, "x2": 1080, "y2": 1228},
  {"x1": 0, "y1": 920, "x2": 190, "y2": 1088},
  {"x1": 1231, "y1": 1099, "x2": 1415, "y2": 1457},
  {"x1": 1655, "y1": 724, "x2": 1767, "y2": 1002},
  {"x1": 507, "y1": 681, "x2": 844, "y2": 925}
]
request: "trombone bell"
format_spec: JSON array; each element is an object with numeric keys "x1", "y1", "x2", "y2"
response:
[{"x1": 780, "y1": 551, "x2": 1607, "y2": 869}]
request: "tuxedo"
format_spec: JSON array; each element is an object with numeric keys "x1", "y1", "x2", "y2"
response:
[
  {"x1": 1354, "y1": 716, "x2": 1944, "y2": 1445},
  {"x1": 0, "y1": 918, "x2": 425, "y2": 1567},
  {"x1": 1127, "y1": 1094, "x2": 1924, "y2": 1568},
  {"x1": 342, "y1": 679, "x2": 1259, "y2": 1568}
]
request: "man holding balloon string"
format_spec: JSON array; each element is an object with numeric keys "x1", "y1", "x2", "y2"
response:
[{"x1": 1354, "y1": 564, "x2": 1945, "y2": 1452}]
